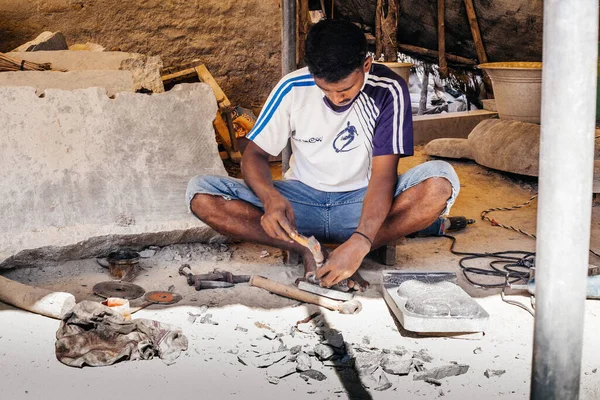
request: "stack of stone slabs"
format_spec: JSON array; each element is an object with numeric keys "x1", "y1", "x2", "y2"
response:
[
  {"x1": 3, "y1": 51, "x2": 164, "y2": 95},
  {"x1": 381, "y1": 271, "x2": 489, "y2": 333},
  {"x1": 0, "y1": 83, "x2": 227, "y2": 268}
]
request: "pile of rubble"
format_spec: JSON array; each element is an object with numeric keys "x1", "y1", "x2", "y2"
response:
[{"x1": 191, "y1": 309, "x2": 475, "y2": 392}]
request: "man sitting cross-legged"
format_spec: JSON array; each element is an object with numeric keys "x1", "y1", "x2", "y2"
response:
[{"x1": 186, "y1": 19, "x2": 460, "y2": 289}]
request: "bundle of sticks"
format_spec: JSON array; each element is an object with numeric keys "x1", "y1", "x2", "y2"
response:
[{"x1": 0, "y1": 52, "x2": 53, "y2": 72}]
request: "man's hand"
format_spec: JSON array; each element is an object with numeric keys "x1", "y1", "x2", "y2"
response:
[
  {"x1": 316, "y1": 234, "x2": 371, "y2": 287},
  {"x1": 261, "y1": 194, "x2": 297, "y2": 243}
]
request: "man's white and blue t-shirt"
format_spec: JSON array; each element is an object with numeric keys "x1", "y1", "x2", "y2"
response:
[{"x1": 247, "y1": 63, "x2": 413, "y2": 192}]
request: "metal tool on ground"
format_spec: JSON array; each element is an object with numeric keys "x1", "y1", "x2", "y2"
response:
[
  {"x1": 130, "y1": 291, "x2": 182, "y2": 314},
  {"x1": 93, "y1": 281, "x2": 145, "y2": 300},
  {"x1": 296, "y1": 279, "x2": 354, "y2": 301},
  {"x1": 250, "y1": 275, "x2": 362, "y2": 315},
  {"x1": 381, "y1": 271, "x2": 489, "y2": 334},
  {"x1": 178, "y1": 264, "x2": 250, "y2": 291}
]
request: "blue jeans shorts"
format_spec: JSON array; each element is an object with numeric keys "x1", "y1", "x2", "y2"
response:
[{"x1": 186, "y1": 160, "x2": 459, "y2": 244}]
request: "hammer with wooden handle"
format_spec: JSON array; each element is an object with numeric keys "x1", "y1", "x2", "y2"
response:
[{"x1": 249, "y1": 275, "x2": 362, "y2": 315}]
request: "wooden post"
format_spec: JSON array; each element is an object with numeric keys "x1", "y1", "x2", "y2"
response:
[
  {"x1": 463, "y1": 0, "x2": 493, "y2": 96},
  {"x1": 418, "y1": 65, "x2": 430, "y2": 115},
  {"x1": 297, "y1": 0, "x2": 310, "y2": 68},
  {"x1": 282, "y1": 0, "x2": 296, "y2": 173},
  {"x1": 463, "y1": 0, "x2": 488, "y2": 63},
  {"x1": 375, "y1": 0, "x2": 383, "y2": 59},
  {"x1": 437, "y1": 0, "x2": 448, "y2": 78},
  {"x1": 376, "y1": 0, "x2": 399, "y2": 62}
]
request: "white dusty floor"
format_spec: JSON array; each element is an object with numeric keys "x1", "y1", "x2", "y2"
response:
[{"x1": 2, "y1": 149, "x2": 600, "y2": 400}]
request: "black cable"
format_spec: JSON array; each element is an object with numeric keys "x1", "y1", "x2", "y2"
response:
[{"x1": 442, "y1": 234, "x2": 535, "y2": 288}]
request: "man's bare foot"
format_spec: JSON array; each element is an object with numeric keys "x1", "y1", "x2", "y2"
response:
[
  {"x1": 347, "y1": 271, "x2": 370, "y2": 292},
  {"x1": 300, "y1": 245, "x2": 369, "y2": 292}
]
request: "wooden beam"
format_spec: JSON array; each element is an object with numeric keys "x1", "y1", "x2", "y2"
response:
[
  {"x1": 161, "y1": 67, "x2": 197, "y2": 84},
  {"x1": 195, "y1": 65, "x2": 231, "y2": 107},
  {"x1": 375, "y1": 0, "x2": 383, "y2": 59},
  {"x1": 375, "y1": 0, "x2": 399, "y2": 62},
  {"x1": 398, "y1": 44, "x2": 476, "y2": 65},
  {"x1": 382, "y1": 0, "x2": 399, "y2": 61},
  {"x1": 437, "y1": 0, "x2": 448, "y2": 77},
  {"x1": 463, "y1": 0, "x2": 493, "y2": 97},
  {"x1": 463, "y1": 0, "x2": 488, "y2": 63}
]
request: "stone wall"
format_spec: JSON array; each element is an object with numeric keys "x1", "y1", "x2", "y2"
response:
[{"x1": 0, "y1": 0, "x2": 282, "y2": 110}]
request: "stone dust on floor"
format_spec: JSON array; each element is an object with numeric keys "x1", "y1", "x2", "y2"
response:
[{"x1": 1, "y1": 148, "x2": 600, "y2": 400}]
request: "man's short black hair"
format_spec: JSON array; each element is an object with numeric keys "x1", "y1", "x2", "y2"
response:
[{"x1": 304, "y1": 19, "x2": 367, "y2": 83}]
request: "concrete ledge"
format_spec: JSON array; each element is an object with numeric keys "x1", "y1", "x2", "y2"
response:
[
  {"x1": 0, "y1": 84, "x2": 226, "y2": 268},
  {"x1": 413, "y1": 110, "x2": 498, "y2": 145}
]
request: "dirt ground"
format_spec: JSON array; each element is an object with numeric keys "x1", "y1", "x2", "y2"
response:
[{"x1": 2, "y1": 147, "x2": 600, "y2": 400}]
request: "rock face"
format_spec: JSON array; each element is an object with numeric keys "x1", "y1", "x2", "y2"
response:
[
  {"x1": 0, "y1": 83, "x2": 227, "y2": 268},
  {"x1": 0, "y1": 0, "x2": 281, "y2": 110},
  {"x1": 468, "y1": 119, "x2": 540, "y2": 176}
]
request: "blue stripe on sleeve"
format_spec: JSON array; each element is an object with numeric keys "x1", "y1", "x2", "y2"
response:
[
  {"x1": 248, "y1": 79, "x2": 316, "y2": 140},
  {"x1": 249, "y1": 74, "x2": 313, "y2": 134}
]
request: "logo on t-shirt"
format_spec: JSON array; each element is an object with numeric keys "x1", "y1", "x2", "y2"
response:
[
  {"x1": 333, "y1": 121, "x2": 359, "y2": 153},
  {"x1": 291, "y1": 131, "x2": 323, "y2": 143}
]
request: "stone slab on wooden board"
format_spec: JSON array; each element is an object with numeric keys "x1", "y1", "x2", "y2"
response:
[
  {"x1": 0, "y1": 83, "x2": 226, "y2": 268},
  {"x1": 11, "y1": 31, "x2": 68, "y2": 52},
  {"x1": 0, "y1": 70, "x2": 135, "y2": 97},
  {"x1": 7, "y1": 51, "x2": 164, "y2": 93},
  {"x1": 424, "y1": 138, "x2": 473, "y2": 160}
]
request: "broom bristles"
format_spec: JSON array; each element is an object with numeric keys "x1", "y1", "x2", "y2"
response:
[{"x1": 0, "y1": 52, "x2": 54, "y2": 72}]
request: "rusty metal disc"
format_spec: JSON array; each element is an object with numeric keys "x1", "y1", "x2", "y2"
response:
[
  {"x1": 93, "y1": 281, "x2": 145, "y2": 300},
  {"x1": 144, "y1": 291, "x2": 182, "y2": 304}
]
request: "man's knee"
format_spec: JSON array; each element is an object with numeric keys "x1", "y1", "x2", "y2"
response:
[
  {"x1": 186, "y1": 174, "x2": 228, "y2": 221},
  {"x1": 422, "y1": 176, "x2": 453, "y2": 200},
  {"x1": 189, "y1": 193, "x2": 218, "y2": 221}
]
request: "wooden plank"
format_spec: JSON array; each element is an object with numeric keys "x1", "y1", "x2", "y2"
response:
[
  {"x1": 214, "y1": 111, "x2": 232, "y2": 149},
  {"x1": 437, "y1": 0, "x2": 448, "y2": 78},
  {"x1": 195, "y1": 64, "x2": 231, "y2": 107},
  {"x1": 161, "y1": 67, "x2": 197, "y2": 83}
]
